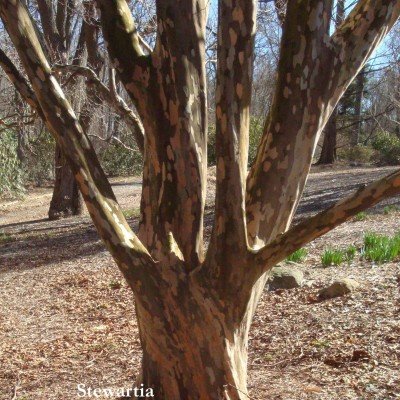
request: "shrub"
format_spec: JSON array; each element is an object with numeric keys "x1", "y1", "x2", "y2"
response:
[
  {"x1": 0, "y1": 130, "x2": 25, "y2": 197},
  {"x1": 362, "y1": 232, "x2": 400, "y2": 263},
  {"x1": 339, "y1": 145, "x2": 375, "y2": 163},
  {"x1": 207, "y1": 124, "x2": 217, "y2": 166},
  {"x1": 25, "y1": 130, "x2": 56, "y2": 185},
  {"x1": 99, "y1": 135, "x2": 143, "y2": 177},
  {"x1": 286, "y1": 248, "x2": 308, "y2": 263},
  {"x1": 372, "y1": 131, "x2": 400, "y2": 165},
  {"x1": 248, "y1": 117, "x2": 263, "y2": 166},
  {"x1": 207, "y1": 117, "x2": 264, "y2": 167}
]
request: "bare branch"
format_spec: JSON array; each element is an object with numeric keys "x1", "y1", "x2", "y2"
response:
[
  {"x1": 53, "y1": 63, "x2": 145, "y2": 153},
  {"x1": 327, "y1": 0, "x2": 400, "y2": 105},
  {"x1": 0, "y1": 48, "x2": 44, "y2": 119}
]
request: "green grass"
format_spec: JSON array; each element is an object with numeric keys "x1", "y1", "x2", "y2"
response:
[
  {"x1": 321, "y1": 245, "x2": 357, "y2": 267},
  {"x1": 286, "y1": 248, "x2": 308, "y2": 263},
  {"x1": 383, "y1": 205, "x2": 399, "y2": 215},
  {"x1": 345, "y1": 245, "x2": 357, "y2": 262},
  {"x1": 362, "y1": 232, "x2": 400, "y2": 264},
  {"x1": 321, "y1": 248, "x2": 346, "y2": 266},
  {"x1": 354, "y1": 212, "x2": 367, "y2": 221},
  {"x1": 122, "y1": 208, "x2": 140, "y2": 219},
  {"x1": 0, "y1": 231, "x2": 13, "y2": 243}
]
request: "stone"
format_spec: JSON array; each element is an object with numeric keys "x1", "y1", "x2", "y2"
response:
[
  {"x1": 318, "y1": 278, "x2": 360, "y2": 300},
  {"x1": 267, "y1": 266, "x2": 304, "y2": 290}
]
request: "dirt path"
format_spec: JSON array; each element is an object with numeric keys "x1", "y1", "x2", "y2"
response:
[{"x1": 0, "y1": 165, "x2": 399, "y2": 400}]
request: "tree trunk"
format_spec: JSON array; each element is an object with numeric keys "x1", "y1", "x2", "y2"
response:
[
  {"x1": 3, "y1": 1, "x2": 400, "y2": 400},
  {"x1": 48, "y1": 145, "x2": 82, "y2": 219},
  {"x1": 132, "y1": 271, "x2": 252, "y2": 400},
  {"x1": 317, "y1": 107, "x2": 337, "y2": 164},
  {"x1": 352, "y1": 68, "x2": 365, "y2": 146}
]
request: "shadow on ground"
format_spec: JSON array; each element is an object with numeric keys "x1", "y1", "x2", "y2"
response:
[{"x1": 1, "y1": 166, "x2": 400, "y2": 273}]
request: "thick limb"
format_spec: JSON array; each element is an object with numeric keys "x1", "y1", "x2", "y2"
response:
[{"x1": 0, "y1": 0, "x2": 155, "y2": 286}]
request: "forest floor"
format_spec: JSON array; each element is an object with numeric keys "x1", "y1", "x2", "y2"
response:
[{"x1": 0, "y1": 165, "x2": 399, "y2": 400}]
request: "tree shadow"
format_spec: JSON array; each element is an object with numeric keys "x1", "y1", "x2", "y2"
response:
[
  {"x1": 1, "y1": 167, "x2": 399, "y2": 274},
  {"x1": 0, "y1": 217, "x2": 139, "y2": 274}
]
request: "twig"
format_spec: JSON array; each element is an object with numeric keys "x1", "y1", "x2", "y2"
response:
[
  {"x1": 11, "y1": 375, "x2": 20, "y2": 400},
  {"x1": 224, "y1": 383, "x2": 257, "y2": 399}
]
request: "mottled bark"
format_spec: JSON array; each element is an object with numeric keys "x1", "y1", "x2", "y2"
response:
[
  {"x1": 2, "y1": 0, "x2": 400, "y2": 399},
  {"x1": 246, "y1": 0, "x2": 400, "y2": 247},
  {"x1": 251, "y1": 167, "x2": 400, "y2": 277},
  {"x1": 97, "y1": 0, "x2": 208, "y2": 266},
  {"x1": 0, "y1": 44, "x2": 82, "y2": 220},
  {"x1": 206, "y1": 0, "x2": 256, "y2": 296}
]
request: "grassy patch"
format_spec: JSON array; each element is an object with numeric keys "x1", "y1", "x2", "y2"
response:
[
  {"x1": 362, "y1": 232, "x2": 400, "y2": 264},
  {"x1": 321, "y1": 248, "x2": 346, "y2": 266},
  {"x1": 383, "y1": 205, "x2": 399, "y2": 215},
  {"x1": 321, "y1": 245, "x2": 357, "y2": 267},
  {"x1": 286, "y1": 248, "x2": 308, "y2": 263},
  {"x1": 122, "y1": 208, "x2": 140, "y2": 219},
  {"x1": 354, "y1": 212, "x2": 367, "y2": 221},
  {"x1": 345, "y1": 245, "x2": 357, "y2": 262},
  {"x1": 0, "y1": 231, "x2": 13, "y2": 243}
]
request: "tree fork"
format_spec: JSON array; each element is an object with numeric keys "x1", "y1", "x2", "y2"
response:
[{"x1": 2, "y1": 0, "x2": 400, "y2": 399}]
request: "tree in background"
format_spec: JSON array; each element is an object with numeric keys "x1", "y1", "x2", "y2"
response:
[
  {"x1": 1, "y1": 0, "x2": 400, "y2": 399},
  {"x1": 317, "y1": 0, "x2": 345, "y2": 164},
  {"x1": 0, "y1": 1, "x2": 146, "y2": 213}
]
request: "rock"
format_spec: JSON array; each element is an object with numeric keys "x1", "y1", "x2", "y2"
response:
[
  {"x1": 318, "y1": 278, "x2": 359, "y2": 300},
  {"x1": 267, "y1": 266, "x2": 304, "y2": 290}
]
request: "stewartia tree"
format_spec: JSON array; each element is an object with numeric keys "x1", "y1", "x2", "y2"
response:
[{"x1": 1, "y1": 0, "x2": 400, "y2": 398}]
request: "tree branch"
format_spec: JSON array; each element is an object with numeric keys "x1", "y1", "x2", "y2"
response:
[
  {"x1": 251, "y1": 168, "x2": 400, "y2": 279},
  {"x1": 327, "y1": 0, "x2": 400, "y2": 105},
  {"x1": 205, "y1": 0, "x2": 257, "y2": 282},
  {"x1": 246, "y1": 0, "x2": 333, "y2": 248},
  {"x1": 0, "y1": 48, "x2": 45, "y2": 119},
  {"x1": 246, "y1": 0, "x2": 400, "y2": 250},
  {"x1": 53, "y1": 64, "x2": 145, "y2": 154},
  {"x1": 95, "y1": 0, "x2": 151, "y2": 112},
  {"x1": 0, "y1": 0, "x2": 155, "y2": 287}
]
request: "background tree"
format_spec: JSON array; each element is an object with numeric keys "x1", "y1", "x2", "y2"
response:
[
  {"x1": 317, "y1": 0, "x2": 345, "y2": 165},
  {"x1": 0, "y1": 1, "x2": 146, "y2": 212},
  {"x1": 1, "y1": 0, "x2": 400, "y2": 399}
]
